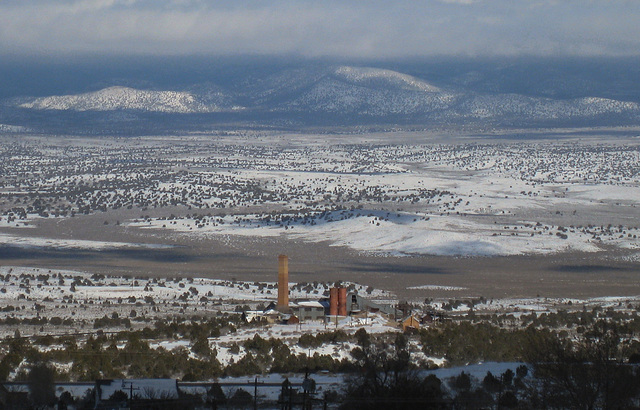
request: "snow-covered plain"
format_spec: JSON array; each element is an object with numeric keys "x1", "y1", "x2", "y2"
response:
[
  {"x1": 0, "y1": 232, "x2": 174, "y2": 250},
  {"x1": 116, "y1": 139, "x2": 639, "y2": 257},
  {"x1": 2, "y1": 137, "x2": 638, "y2": 258},
  {"x1": 130, "y1": 209, "x2": 631, "y2": 257}
]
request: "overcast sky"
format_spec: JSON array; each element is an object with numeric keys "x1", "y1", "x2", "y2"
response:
[{"x1": 1, "y1": 0, "x2": 638, "y2": 59}]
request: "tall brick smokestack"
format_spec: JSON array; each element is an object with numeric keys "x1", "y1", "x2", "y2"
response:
[{"x1": 277, "y1": 254, "x2": 289, "y2": 310}]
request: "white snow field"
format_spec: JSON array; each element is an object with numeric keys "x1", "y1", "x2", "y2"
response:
[
  {"x1": 2, "y1": 136, "x2": 638, "y2": 258},
  {"x1": 121, "y1": 139, "x2": 640, "y2": 257}
]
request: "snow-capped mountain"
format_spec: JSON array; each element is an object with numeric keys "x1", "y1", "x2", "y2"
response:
[
  {"x1": 277, "y1": 66, "x2": 456, "y2": 116},
  {"x1": 271, "y1": 66, "x2": 640, "y2": 122},
  {"x1": 18, "y1": 86, "x2": 235, "y2": 113},
  {"x1": 6, "y1": 63, "x2": 640, "y2": 133},
  {"x1": 332, "y1": 66, "x2": 441, "y2": 92}
]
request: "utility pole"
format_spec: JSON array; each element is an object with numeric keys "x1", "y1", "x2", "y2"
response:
[
  {"x1": 302, "y1": 373, "x2": 316, "y2": 410},
  {"x1": 251, "y1": 375, "x2": 263, "y2": 410},
  {"x1": 121, "y1": 381, "x2": 139, "y2": 409},
  {"x1": 280, "y1": 378, "x2": 292, "y2": 410}
]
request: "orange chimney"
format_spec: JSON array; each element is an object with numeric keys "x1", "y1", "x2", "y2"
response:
[{"x1": 277, "y1": 254, "x2": 289, "y2": 309}]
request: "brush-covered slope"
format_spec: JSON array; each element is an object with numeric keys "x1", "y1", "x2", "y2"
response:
[{"x1": 19, "y1": 86, "x2": 236, "y2": 113}]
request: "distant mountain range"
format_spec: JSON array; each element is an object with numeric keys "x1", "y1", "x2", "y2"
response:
[{"x1": 2, "y1": 61, "x2": 640, "y2": 134}]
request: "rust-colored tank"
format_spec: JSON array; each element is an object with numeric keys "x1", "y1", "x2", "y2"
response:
[
  {"x1": 329, "y1": 287, "x2": 339, "y2": 316},
  {"x1": 338, "y1": 287, "x2": 347, "y2": 316}
]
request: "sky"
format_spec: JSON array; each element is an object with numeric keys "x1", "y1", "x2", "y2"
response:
[{"x1": 0, "y1": 0, "x2": 638, "y2": 59}]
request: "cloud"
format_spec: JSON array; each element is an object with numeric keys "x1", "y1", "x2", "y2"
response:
[
  {"x1": 0, "y1": 0, "x2": 638, "y2": 58},
  {"x1": 436, "y1": 0, "x2": 478, "y2": 4}
]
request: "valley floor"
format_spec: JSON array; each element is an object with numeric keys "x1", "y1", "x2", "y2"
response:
[{"x1": 0, "y1": 129, "x2": 638, "y2": 300}]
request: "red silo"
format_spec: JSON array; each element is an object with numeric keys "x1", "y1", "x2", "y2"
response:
[
  {"x1": 338, "y1": 287, "x2": 347, "y2": 316},
  {"x1": 329, "y1": 287, "x2": 339, "y2": 316}
]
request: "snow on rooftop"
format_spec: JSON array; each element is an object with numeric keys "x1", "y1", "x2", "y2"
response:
[{"x1": 296, "y1": 301, "x2": 325, "y2": 308}]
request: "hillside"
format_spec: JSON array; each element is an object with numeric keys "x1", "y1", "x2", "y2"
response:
[
  {"x1": 3, "y1": 63, "x2": 640, "y2": 134},
  {"x1": 18, "y1": 86, "x2": 235, "y2": 113}
]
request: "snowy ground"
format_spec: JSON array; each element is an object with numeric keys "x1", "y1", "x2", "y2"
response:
[
  {"x1": 0, "y1": 265, "x2": 392, "y2": 338},
  {"x1": 0, "y1": 261, "x2": 638, "y2": 400},
  {"x1": 1, "y1": 135, "x2": 638, "y2": 259},
  {"x1": 0, "y1": 134, "x2": 638, "y2": 325},
  {"x1": 0, "y1": 264, "x2": 638, "y2": 351},
  {"x1": 1, "y1": 128, "x2": 639, "y2": 405},
  {"x1": 128, "y1": 208, "x2": 639, "y2": 257}
]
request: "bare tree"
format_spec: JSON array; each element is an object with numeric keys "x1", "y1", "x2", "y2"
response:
[{"x1": 527, "y1": 321, "x2": 640, "y2": 409}]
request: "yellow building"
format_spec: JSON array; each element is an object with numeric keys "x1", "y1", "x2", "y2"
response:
[{"x1": 402, "y1": 315, "x2": 420, "y2": 331}]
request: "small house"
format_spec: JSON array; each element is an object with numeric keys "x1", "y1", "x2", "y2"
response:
[{"x1": 401, "y1": 315, "x2": 420, "y2": 332}]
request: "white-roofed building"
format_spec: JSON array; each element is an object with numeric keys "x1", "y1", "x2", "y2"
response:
[{"x1": 291, "y1": 300, "x2": 329, "y2": 321}]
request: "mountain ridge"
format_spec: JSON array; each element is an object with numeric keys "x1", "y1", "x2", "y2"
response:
[{"x1": 3, "y1": 64, "x2": 640, "y2": 134}]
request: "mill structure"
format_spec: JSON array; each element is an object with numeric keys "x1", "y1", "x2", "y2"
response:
[{"x1": 277, "y1": 254, "x2": 289, "y2": 310}]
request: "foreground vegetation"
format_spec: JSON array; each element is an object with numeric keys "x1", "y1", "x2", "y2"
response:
[
  {"x1": 344, "y1": 320, "x2": 640, "y2": 409},
  {"x1": 8, "y1": 318, "x2": 640, "y2": 409},
  {"x1": 2, "y1": 302, "x2": 640, "y2": 380},
  {"x1": 0, "y1": 298, "x2": 638, "y2": 409}
]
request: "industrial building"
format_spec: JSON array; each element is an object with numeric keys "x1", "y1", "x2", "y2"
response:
[
  {"x1": 244, "y1": 255, "x2": 398, "y2": 325},
  {"x1": 292, "y1": 300, "x2": 328, "y2": 321}
]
